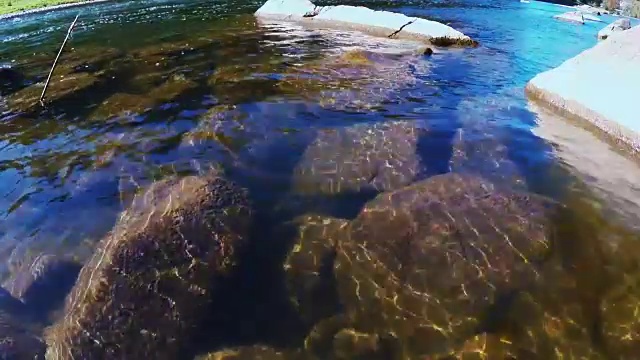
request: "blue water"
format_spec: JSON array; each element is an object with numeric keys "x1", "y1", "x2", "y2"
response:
[
  {"x1": 0, "y1": 0, "x2": 634, "y2": 270},
  {"x1": 1, "y1": 2, "x2": 640, "y2": 356}
]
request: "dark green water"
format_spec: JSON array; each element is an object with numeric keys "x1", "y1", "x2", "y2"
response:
[{"x1": 1, "y1": 0, "x2": 640, "y2": 358}]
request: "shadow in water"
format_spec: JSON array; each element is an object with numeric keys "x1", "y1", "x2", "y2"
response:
[{"x1": 193, "y1": 206, "x2": 341, "y2": 355}]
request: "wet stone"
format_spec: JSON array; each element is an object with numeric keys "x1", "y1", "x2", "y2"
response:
[
  {"x1": 301, "y1": 173, "x2": 557, "y2": 357},
  {"x1": 197, "y1": 345, "x2": 302, "y2": 360},
  {"x1": 283, "y1": 215, "x2": 348, "y2": 327},
  {"x1": 2, "y1": 253, "x2": 81, "y2": 322},
  {"x1": 277, "y1": 49, "x2": 427, "y2": 112},
  {"x1": 5, "y1": 46, "x2": 125, "y2": 113},
  {"x1": 501, "y1": 287, "x2": 606, "y2": 359},
  {"x1": 44, "y1": 170, "x2": 252, "y2": 359},
  {"x1": 179, "y1": 105, "x2": 248, "y2": 153},
  {"x1": 6, "y1": 72, "x2": 99, "y2": 113},
  {"x1": 292, "y1": 121, "x2": 428, "y2": 196},
  {"x1": 601, "y1": 260, "x2": 640, "y2": 359},
  {"x1": 89, "y1": 75, "x2": 198, "y2": 119},
  {"x1": 427, "y1": 333, "x2": 517, "y2": 360},
  {"x1": 331, "y1": 328, "x2": 385, "y2": 360}
]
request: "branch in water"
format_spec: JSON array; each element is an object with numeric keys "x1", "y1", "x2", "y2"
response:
[
  {"x1": 388, "y1": 19, "x2": 416, "y2": 38},
  {"x1": 39, "y1": 13, "x2": 80, "y2": 106}
]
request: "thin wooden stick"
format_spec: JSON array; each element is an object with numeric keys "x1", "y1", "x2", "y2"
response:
[{"x1": 40, "y1": 13, "x2": 80, "y2": 106}]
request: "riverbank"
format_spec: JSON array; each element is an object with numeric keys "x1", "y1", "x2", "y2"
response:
[{"x1": 0, "y1": 0, "x2": 110, "y2": 20}]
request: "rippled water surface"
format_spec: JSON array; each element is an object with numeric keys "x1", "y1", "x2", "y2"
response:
[{"x1": 2, "y1": 0, "x2": 640, "y2": 358}]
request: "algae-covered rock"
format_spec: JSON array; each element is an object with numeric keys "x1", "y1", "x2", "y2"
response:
[
  {"x1": 334, "y1": 173, "x2": 556, "y2": 355},
  {"x1": 600, "y1": 243, "x2": 640, "y2": 360},
  {"x1": 292, "y1": 121, "x2": 428, "y2": 196},
  {"x1": 6, "y1": 72, "x2": 98, "y2": 112},
  {"x1": 429, "y1": 333, "x2": 516, "y2": 360},
  {"x1": 5, "y1": 46, "x2": 124, "y2": 113},
  {"x1": 180, "y1": 105, "x2": 248, "y2": 151},
  {"x1": 283, "y1": 215, "x2": 347, "y2": 326},
  {"x1": 500, "y1": 266, "x2": 607, "y2": 360},
  {"x1": 278, "y1": 49, "x2": 427, "y2": 112},
  {"x1": 44, "y1": 170, "x2": 252, "y2": 359},
  {"x1": 197, "y1": 345, "x2": 302, "y2": 360},
  {"x1": 89, "y1": 74, "x2": 198, "y2": 119},
  {"x1": 286, "y1": 173, "x2": 559, "y2": 358}
]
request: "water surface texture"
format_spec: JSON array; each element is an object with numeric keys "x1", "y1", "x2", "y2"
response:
[{"x1": 2, "y1": 0, "x2": 640, "y2": 358}]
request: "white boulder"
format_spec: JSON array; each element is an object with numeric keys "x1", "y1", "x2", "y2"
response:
[
  {"x1": 574, "y1": 4, "x2": 609, "y2": 15},
  {"x1": 598, "y1": 18, "x2": 632, "y2": 40},
  {"x1": 553, "y1": 11, "x2": 585, "y2": 25},
  {"x1": 254, "y1": 0, "x2": 476, "y2": 46},
  {"x1": 581, "y1": 12, "x2": 604, "y2": 22},
  {"x1": 526, "y1": 25, "x2": 640, "y2": 154}
]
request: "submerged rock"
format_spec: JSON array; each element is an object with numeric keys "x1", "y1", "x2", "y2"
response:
[
  {"x1": 5, "y1": 46, "x2": 124, "y2": 113},
  {"x1": 2, "y1": 253, "x2": 81, "y2": 322},
  {"x1": 44, "y1": 170, "x2": 252, "y2": 359},
  {"x1": 429, "y1": 333, "x2": 516, "y2": 359},
  {"x1": 0, "y1": 65, "x2": 26, "y2": 96},
  {"x1": 285, "y1": 173, "x2": 560, "y2": 357},
  {"x1": 255, "y1": 0, "x2": 477, "y2": 47},
  {"x1": 278, "y1": 49, "x2": 428, "y2": 112},
  {"x1": 7, "y1": 72, "x2": 99, "y2": 113},
  {"x1": 597, "y1": 18, "x2": 631, "y2": 40},
  {"x1": 600, "y1": 237, "x2": 640, "y2": 360},
  {"x1": 284, "y1": 215, "x2": 347, "y2": 327},
  {"x1": 89, "y1": 74, "x2": 198, "y2": 119},
  {"x1": 197, "y1": 345, "x2": 302, "y2": 360},
  {"x1": 497, "y1": 266, "x2": 607, "y2": 359},
  {"x1": 292, "y1": 121, "x2": 428, "y2": 196}
]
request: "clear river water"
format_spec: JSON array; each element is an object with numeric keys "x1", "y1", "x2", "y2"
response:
[{"x1": 1, "y1": 0, "x2": 640, "y2": 358}]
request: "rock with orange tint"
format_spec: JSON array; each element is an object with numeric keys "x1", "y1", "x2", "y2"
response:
[
  {"x1": 197, "y1": 345, "x2": 302, "y2": 360},
  {"x1": 284, "y1": 173, "x2": 560, "y2": 358}
]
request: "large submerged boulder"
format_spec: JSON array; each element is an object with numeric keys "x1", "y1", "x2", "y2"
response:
[
  {"x1": 44, "y1": 171, "x2": 252, "y2": 359},
  {"x1": 292, "y1": 121, "x2": 428, "y2": 196},
  {"x1": 255, "y1": 0, "x2": 477, "y2": 47},
  {"x1": 197, "y1": 345, "x2": 302, "y2": 360},
  {"x1": 284, "y1": 173, "x2": 560, "y2": 357},
  {"x1": 597, "y1": 18, "x2": 631, "y2": 40}
]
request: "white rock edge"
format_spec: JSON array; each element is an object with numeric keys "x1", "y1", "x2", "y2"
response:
[
  {"x1": 526, "y1": 25, "x2": 640, "y2": 154},
  {"x1": 598, "y1": 18, "x2": 632, "y2": 40},
  {"x1": 553, "y1": 11, "x2": 586, "y2": 24},
  {"x1": 254, "y1": 0, "x2": 475, "y2": 45}
]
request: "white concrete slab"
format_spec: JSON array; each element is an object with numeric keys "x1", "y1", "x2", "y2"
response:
[
  {"x1": 255, "y1": 0, "x2": 476, "y2": 46},
  {"x1": 526, "y1": 25, "x2": 640, "y2": 153}
]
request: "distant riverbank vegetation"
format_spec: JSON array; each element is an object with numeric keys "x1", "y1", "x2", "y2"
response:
[{"x1": 0, "y1": 0, "x2": 89, "y2": 15}]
